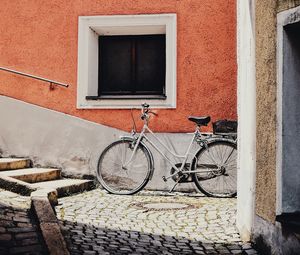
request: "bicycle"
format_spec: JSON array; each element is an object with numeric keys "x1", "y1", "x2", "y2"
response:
[{"x1": 96, "y1": 103, "x2": 237, "y2": 198}]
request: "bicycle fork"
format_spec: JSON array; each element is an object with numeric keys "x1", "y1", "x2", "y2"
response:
[{"x1": 121, "y1": 132, "x2": 145, "y2": 169}]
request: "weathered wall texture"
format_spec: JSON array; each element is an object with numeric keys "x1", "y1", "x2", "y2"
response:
[
  {"x1": 255, "y1": 0, "x2": 278, "y2": 223},
  {"x1": 0, "y1": 0, "x2": 237, "y2": 133},
  {"x1": 255, "y1": 0, "x2": 300, "y2": 224},
  {"x1": 278, "y1": 0, "x2": 300, "y2": 12},
  {"x1": 249, "y1": 1, "x2": 300, "y2": 253}
]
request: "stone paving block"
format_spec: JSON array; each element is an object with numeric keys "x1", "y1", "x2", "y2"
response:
[
  {"x1": 83, "y1": 251, "x2": 96, "y2": 255},
  {"x1": 231, "y1": 250, "x2": 243, "y2": 254},
  {"x1": 20, "y1": 237, "x2": 39, "y2": 246},
  {"x1": 0, "y1": 214, "x2": 13, "y2": 221},
  {"x1": 0, "y1": 219, "x2": 15, "y2": 227},
  {"x1": 15, "y1": 232, "x2": 38, "y2": 240},
  {"x1": 194, "y1": 251, "x2": 206, "y2": 254},
  {"x1": 0, "y1": 233, "x2": 12, "y2": 241},
  {"x1": 13, "y1": 216, "x2": 31, "y2": 223},
  {"x1": 245, "y1": 249, "x2": 258, "y2": 255},
  {"x1": 7, "y1": 227, "x2": 36, "y2": 233},
  {"x1": 16, "y1": 222, "x2": 33, "y2": 228},
  {"x1": 242, "y1": 243, "x2": 253, "y2": 250},
  {"x1": 9, "y1": 244, "x2": 43, "y2": 254}
]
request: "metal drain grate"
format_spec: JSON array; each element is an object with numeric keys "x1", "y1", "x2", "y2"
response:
[{"x1": 129, "y1": 201, "x2": 199, "y2": 212}]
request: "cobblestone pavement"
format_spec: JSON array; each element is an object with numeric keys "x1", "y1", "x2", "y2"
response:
[
  {"x1": 0, "y1": 189, "x2": 48, "y2": 255},
  {"x1": 55, "y1": 189, "x2": 258, "y2": 255}
]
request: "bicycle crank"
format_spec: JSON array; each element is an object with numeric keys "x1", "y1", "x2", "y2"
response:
[{"x1": 170, "y1": 163, "x2": 193, "y2": 183}]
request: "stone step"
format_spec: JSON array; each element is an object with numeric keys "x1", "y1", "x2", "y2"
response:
[
  {"x1": 31, "y1": 179, "x2": 94, "y2": 197},
  {"x1": 0, "y1": 158, "x2": 31, "y2": 171},
  {"x1": 0, "y1": 168, "x2": 61, "y2": 183}
]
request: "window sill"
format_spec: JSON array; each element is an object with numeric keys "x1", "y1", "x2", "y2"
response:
[
  {"x1": 77, "y1": 96, "x2": 174, "y2": 109},
  {"x1": 86, "y1": 95, "x2": 167, "y2": 100}
]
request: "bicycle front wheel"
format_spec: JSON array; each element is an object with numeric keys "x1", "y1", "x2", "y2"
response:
[
  {"x1": 192, "y1": 140, "x2": 237, "y2": 198},
  {"x1": 97, "y1": 139, "x2": 152, "y2": 195}
]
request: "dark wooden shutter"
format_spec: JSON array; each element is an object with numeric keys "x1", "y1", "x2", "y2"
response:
[
  {"x1": 135, "y1": 35, "x2": 166, "y2": 95},
  {"x1": 98, "y1": 35, "x2": 166, "y2": 98}
]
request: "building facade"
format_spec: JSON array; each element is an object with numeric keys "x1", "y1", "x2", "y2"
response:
[
  {"x1": 0, "y1": 0, "x2": 236, "y2": 132},
  {"x1": 0, "y1": 1, "x2": 237, "y2": 191}
]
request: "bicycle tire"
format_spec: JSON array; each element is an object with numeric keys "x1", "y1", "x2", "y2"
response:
[
  {"x1": 192, "y1": 140, "x2": 237, "y2": 198},
  {"x1": 97, "y1": 139, "x2": 152, "y2": 195}
]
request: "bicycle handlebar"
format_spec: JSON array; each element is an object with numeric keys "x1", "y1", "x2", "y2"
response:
[
  {"x1": 141, "y1": 103, "x2": 157, "y2": 120},
  {"x1": 141, "y1": 103, "x2": 149, "y2": 109}
]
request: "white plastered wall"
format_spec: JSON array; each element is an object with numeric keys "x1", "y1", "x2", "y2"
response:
[{"x1": 236, "y1": 0, "x2": 256, "y2": 241}]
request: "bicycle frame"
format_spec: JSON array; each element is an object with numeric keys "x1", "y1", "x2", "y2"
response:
[{"x1": 122, "y1": 123, "x2": 219, "y2": 181}]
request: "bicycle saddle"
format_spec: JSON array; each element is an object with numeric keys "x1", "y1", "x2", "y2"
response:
[{"x1": 188, "y1": 116, "x2": 211, "y2": 126}]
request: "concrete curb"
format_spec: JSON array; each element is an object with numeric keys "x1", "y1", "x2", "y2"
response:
[{"x1": 31, "y1": 189, "x2": 70, "y2": 255}]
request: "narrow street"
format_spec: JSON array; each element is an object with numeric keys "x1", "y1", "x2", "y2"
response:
[{"x1": 55, "y1": 189, "x2": 258, "y2": 255}]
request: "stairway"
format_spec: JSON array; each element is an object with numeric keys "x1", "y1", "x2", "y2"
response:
[{"x1": 0, "y1": 158, "x2": 94, "y2": 197}]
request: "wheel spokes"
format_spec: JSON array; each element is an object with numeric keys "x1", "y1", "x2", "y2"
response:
[
  {"x1": 97, "y1": 140, "x2": 151, "y2": 194},
  {"x1": 194, "y1": 142, "x2": 237, "y2": 197}
]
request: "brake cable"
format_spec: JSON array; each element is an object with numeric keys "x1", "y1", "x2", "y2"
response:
[{"x1": 130, "y1": 108, "x2": 137, "y2": 134}]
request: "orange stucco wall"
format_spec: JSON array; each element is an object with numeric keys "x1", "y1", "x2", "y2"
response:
[{"x1": 0, "y1": 0, "x2": 236, "y2": 132}]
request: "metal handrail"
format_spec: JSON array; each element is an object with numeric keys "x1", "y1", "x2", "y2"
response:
[{"x1": 0, "y1": 67, "x2": 69, "y2": 88}]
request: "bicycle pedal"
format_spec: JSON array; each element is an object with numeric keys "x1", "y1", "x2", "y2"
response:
[{"x1": 162, "y1": 176, "x2": 167, "y2": 182}]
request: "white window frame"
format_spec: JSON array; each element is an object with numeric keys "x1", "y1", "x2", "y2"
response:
[{"x1": 77, "y1": 14, "x2": 177, "y2": 109}]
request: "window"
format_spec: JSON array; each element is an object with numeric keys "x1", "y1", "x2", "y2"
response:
[
  {"x1": 97, "y1": 35, "x2": 166, "y2": 99},
  {"x1": 77, "y1": 14, "x2": 176, "y2": 109}
]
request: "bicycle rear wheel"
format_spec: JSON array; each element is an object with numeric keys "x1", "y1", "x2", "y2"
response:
[
  {"x1": 97, "y1": 139, "x2": 152, "y2": 195},
  {"x1": 192, "y1": 140, "x2": 237, "y2": 198}
]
